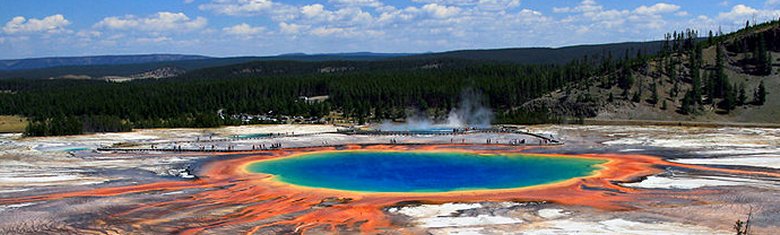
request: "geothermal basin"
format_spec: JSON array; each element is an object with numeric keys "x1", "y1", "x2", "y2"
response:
[
  {"x1": 1, "y1": 125, "x2": 780, "y2": 234},
  {"x1": 246, "y1": 151, "x2": 605, "y2": 193}
]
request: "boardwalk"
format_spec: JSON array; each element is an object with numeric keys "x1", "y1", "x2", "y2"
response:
[{"x1": 98, "y1": 129, "x2": 562, "y2": 153}]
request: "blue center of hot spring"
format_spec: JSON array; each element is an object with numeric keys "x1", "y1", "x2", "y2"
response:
[{"x1": 246, "y1": 151, "x2": 605, "y2": 193}]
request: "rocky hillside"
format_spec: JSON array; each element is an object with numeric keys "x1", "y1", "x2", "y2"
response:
[
  {"x1": 523, "y1": 20, "x2": 780, "y2": 123},
  {"x1": 102, "y1": 67, "x2": 186, "y2": 82},
  {"x1": 49, "y1": 66, "x2": 185, "y2": 82}
]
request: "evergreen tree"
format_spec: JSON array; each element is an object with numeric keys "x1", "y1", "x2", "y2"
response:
[
  {"x1": 692, "y1": 68, "x2": 702, "y2": 103},
  {"x1": 662, "y1": 33, "x2": 671, "y2": 55},
  {"x1": 681, "y1": 90, "x2": 694, "y2": 114},
  {"x1": 737, "y1": 83, "x2": 747, "y2": 105},
  {"x1": 757, "y1": 36, "x2": 772, "y2": 75},
  {"x1": 705, "y1": 71, "x2": 715, "y2": 104},
  {"x1": 754, "y1": 81, "x2": 767, "y2": 105},
  {"x1": 671, "y1": 80, "x2": 679, "y2": 98},
  {"x1": 24, "y1": 121, "x2": 47, "y2": 137},
  {"x1": 618, "y1": 63, "x2": 634, "y2": 92},
  {"x1": 766, "y1": 50, "x2": 773, "y2": 75},
  {"x1": 621, "y1": 86, "x2": 629, "y2": 99},
  {"x1": 649, "y1": 82, "x2": 659, "y2": 105},
  {"x1": 712, "y1": 44, "x2": 730, "y2": 99},
  {"x1": 719, "y1": 82, "x2": 737, "y2": 111},
  {"x1": 632, "y1": 84, "x2": 642, "y2": 103},
  {"x1": 668, "y1": 58, "x2": 677, "y2": 81},
  {"x1": 636, "y1": 49, "x2": 644, "y2": 63}
]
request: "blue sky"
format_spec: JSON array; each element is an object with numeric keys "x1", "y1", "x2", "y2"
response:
[{"x1": 1, "y1": 0, "x2": 779, "y2": 59}]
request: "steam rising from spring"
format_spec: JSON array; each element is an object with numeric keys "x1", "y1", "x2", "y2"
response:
[{"x1": 380, "y1": 89, "x2": 493, "y2": 131}]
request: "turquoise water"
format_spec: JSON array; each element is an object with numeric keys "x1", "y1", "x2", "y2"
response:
[
  {"x1": 247, "y1": 151, "x2": 605, "y2": 193},
  {"x1": 233, "y1": 133, "x2": 272, "y2": 139},
  {"x1": 61, "y1": 147, "x2": 90, "y2": 152}
]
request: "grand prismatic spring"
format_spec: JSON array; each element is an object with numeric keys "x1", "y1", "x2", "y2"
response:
[
  {"x1": 246, "y1": 151, "x2": 605, "y2": 193},
  {"x1": 1, "y1": 125, "x2": 780, "y2": 234}
]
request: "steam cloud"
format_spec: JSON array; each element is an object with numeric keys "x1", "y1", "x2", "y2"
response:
[{"x1": 380, "y1": 88, "x2": 493, "y2": 131}]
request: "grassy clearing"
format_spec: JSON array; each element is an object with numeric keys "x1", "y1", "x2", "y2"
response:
[{"x1": 0, "y1": 115, "x2": 28, "y2": 133}]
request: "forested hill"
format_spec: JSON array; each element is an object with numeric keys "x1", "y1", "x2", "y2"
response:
[
  {"x1": 174, "y1": 58, "x2": 472, "y2": 81},
  {"x1": 406, "y1": 41, "x2": 663, "y2": 65},
  {"x1": 520, "y1": 19, "x2": 780, "y2": 123}
]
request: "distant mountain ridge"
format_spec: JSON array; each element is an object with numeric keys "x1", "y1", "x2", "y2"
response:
[
  {"x1": 277, "y1": 52, "x2": 415, "y2": 58},
  {"x1": 0, "y1": 52, "x2": 415, "y2": 72},
  {"x1": 0, "y1": 42, "x2": 663, "y2": 79},
  {"x1": 0, "y1": 54, "x2": 211, "y2": 71},
  {"x1": 408, "y1": 41, "x2": 664, "y2": 65}
]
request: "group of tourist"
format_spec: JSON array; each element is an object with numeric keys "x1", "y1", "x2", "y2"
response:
[{"x1": 251, "y1": 143, "x2": 283, "y2": 150}]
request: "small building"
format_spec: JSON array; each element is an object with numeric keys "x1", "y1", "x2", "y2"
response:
[{"x1": 298, "y1": 95, "x2": 330, "y2": 104}]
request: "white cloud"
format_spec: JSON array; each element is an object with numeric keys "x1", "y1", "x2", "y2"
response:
[
  {"x1": 200, "y1": 0, "x2": 273, "y2": 15},
  {"x1": 413, "y1": 0, "x2": 520, "y2": 11},
  {"x1": 422, "y1": 4, "x2": 461, "y2": 18},
  {"x1": 328, "y1": 0, "x2": 383, "y2": 8},
  {"x1": 76, "y1": 30, "x2": 102, "y2": 38},
  {"x1": 199, "y1": 0, "x2": 297, "y2": 20},
  {"x1": 719, "y1": 4, "x2": 758, "y2": 18},
  {"x1": 376, "y1": 7, "x2": 418, "y2": 24},
  {"x1": 223, "y1": 23, "x2": 265, "y2": 37},
  {"x1": 554, "y1": 0, "x2": 692, "y2": 34},
  {"x1": 279, "y1": 22, "x2": 307, "y2": 34},
  {"x1": 3, "y1": 14, "x2": 71, "y2": 34},
  {"x1": 553, "y1": 0, "x2": 600, "y2": 13},
  {"x1": 310, "y1": 26, "x2": 383, "y2": 38},
  {"x1": 94, "y1": 12, "x2": 207, "y2": 32},
  {"x1": 412, "y1": 0, "x2": 474, "y2": 5},
  {"x1": 717, "y1": 4, "x2": 780, "y2": 23},
  {"x1": 552, "y1": 7, "x2": 571, "y2": 13},
  {"x1": 634, "y1": 3, "x2": 681, "y2": 15},
  {"x1": 768, "y1": 0, "x2": 780, "y2": 6},
  {"x1": 311, "y1": 27, "x2": 347, "y2": 36},
  {"x1": 555, "y1": 1, "x2": 627, "y2": 29},
  {"x1": 517, "y1": 9, "x2": 545, "y2": 19},
  {"x1": 413, "y1": 0, "x2": 519, "y2": 7},
  {"x1": 136, "y1": 36, "x2": 172, "y2": 44},
  {"x1": 95, "y1": 17, "x2": 138, "y2": 29},
  {"x1": 301, "y1": 4, "x2": 327, "y2": 18},
  {"x1": 574, "y1": 0, "x2": 602, "y2": 13}
]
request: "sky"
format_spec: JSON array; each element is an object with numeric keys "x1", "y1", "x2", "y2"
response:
[{"x1": 1, "y1": 0, "x2": 779, "y2": 59}]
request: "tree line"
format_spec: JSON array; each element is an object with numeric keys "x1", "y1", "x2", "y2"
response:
[{"x1": 0, "y1": 56, "x2": 621, "y2": 136}]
